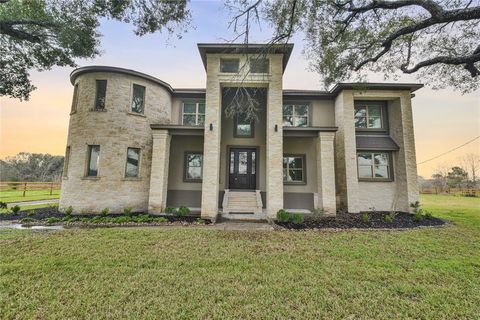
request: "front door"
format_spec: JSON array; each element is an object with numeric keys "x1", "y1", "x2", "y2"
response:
[{"x1": 229, "y1": 148, "x2": 256, "y2": 190}]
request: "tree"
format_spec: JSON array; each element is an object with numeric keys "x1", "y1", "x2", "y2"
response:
[
  {"x1": 0, "y1": 0, "x2": 190, "y2": 100},
  {"x1": 446, "y1": 166, "x2": 468, "y2": 188},
  {"x1": 229, "y1": 0, "x2": 480, "y2": 93},
  {"x1": 431, "y1": 172, "x2": 447, "y2": 194},
  {"x1": 0, "y1": 152, "x2": 64, "y2": 181},
  {"x1": 460, "y1": 153, "x2": 480, "y2": 187}
]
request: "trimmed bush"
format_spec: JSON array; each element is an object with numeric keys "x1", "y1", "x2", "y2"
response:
[
  {"x1": 165, "y1": 207, "x2": 176, "y2": 214},
  {"x1": 176, "y1": 206, "x2": 190, "y2": 217},
  {"x1": 290, "y1": 213, "x2": 304, "y2": 225},
  {"x1": 101, "y1": 208, "x2": 109, "y2": 216},
  {"x1": 361, "y1": 213, "x2": 370, "y2": 222},
  {"x1": 11, "y1": 205, "x2": 21, "y2": 214},
  {"x1": 0, "y1": 201, "x2": 7, "y2": 210},
  {"x1": 276, "y1": 209, "x2": 290, "y2": 222}
]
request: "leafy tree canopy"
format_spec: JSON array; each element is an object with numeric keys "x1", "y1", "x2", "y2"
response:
[
  {"x1": 0, "y1": 152, "x2": 64, "y2": 181},
  {"x1": 0, "y1": 0, "x2": 190, "y2": 100}
]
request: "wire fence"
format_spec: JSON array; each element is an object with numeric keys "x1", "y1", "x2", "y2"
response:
[{"x1": 0, "y1": 181, "x2": 61, "y2": 197}]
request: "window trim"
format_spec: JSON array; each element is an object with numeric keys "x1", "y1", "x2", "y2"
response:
[
  {"x1": 85, "y1": 145, "x2": 100, "y2": 177},
  {"x1": 181, "y1": 101, "x2": 205, "y2": 126},
  {"x1": 356, "y1": 151, "x2": 394, "y2": 182},
  {"x1": 282, "y1": 103, "x2": 310, "y2": 127},
  {"x1": 93, "y1": 80, "x2": 107, "y2": 111},
  {"x1": 233, "y1": 113, "x2": 255, "y2": 138},
  {"x1": 354, "y1": 101, "x2": 388, "y2": 133},
  {"x1": 70, "y1": 84, "x2": 79, "y2": 114},
  {"x1": 220, "y1": 58, "x2": 240, "y2": 73},
  {"x1": 124, "y1": 147, "x2": 141, "y2": 178},
  {"x1": 63, "y1": 146, "x2": 71, "y2": 179},
  {"x1": 249, "y1": 58, "x2": 270, "y2": 74},
  {"x1": 130, "y1": 83, "x2": 146, "y2": 114},
  {"x1": 283, "y1": 154, "x2": 307, "y2": 185},
  {"x1": 183, "y1": 151, "x2": 203, "y2": 183}
]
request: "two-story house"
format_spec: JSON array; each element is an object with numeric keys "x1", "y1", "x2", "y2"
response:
[{"x1": 59, "y1": 43, "x2": 421, "y2": 221}]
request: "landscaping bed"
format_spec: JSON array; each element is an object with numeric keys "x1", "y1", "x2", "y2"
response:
[
  {"x1": 0, "y1": 206, "x2": 211, "y2": 226},
  {"x1": 275, "y1": 211, "x2": 446, "y2": 230}
]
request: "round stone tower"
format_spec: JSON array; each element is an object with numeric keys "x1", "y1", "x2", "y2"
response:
[{"x1": 59, "y1": 66, "x2": 172, "y2": 213}]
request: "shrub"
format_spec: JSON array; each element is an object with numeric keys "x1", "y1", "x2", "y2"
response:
[
  {"x1": 290, "y1": 213, "x2": 304, "y2": 225},
  {"x1": 64, "y1": 206, "x2": 73, "y2": 216},
  {"x1": 164, "y1": 207, "x2": 176, "y2": 214},
  {"x1": 384, "y1": 213, "x2": 394, "y2": 223},
  {"x1": 0, "y1": 201, "x2": 7, "y2": 209},
  {"x1": 134, "y1": 214, "x2": 151, "y2": 223},
  {"x1": 197, "y1": 218, "x2": 206, "y2": 224},
  {"x1": 46, "y1": 217, "x2": 61, "y2": 224},
  {"x1": 11, "y1": 205, "x2": 21, "y2": 214},
  {"x1": 361, "y1": 212, "x2": 370, "y2": 222},
  {"x1": 176, "y1": 206, "x2": 190, "y2": 217},
  {"x1": 414, "y1": 212, "x2": 424, "y2": 221},
  {"x1": 123, "y1": 207, "x2": 132, "y2": 216},
  {"x1": 425, "y1": 211, "x2": 433, "y2": 219},
  {"x1": 155, "y1": 217, "x2": 168, "y2": 223},
  {"x1": 21, "y1": 217, "x2": 35, "y2": 223},
  {"x1": 27, "y1": 210, "x2": 36, "y2": 217},
  {"x1": 101, "y1": 208, "x2": 109, "y2": 216},
  {"x1": 276, "y1": 209, "x2": 291, "y2": 222}
]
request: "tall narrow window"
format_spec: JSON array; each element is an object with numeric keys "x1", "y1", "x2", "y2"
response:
[
  {"x1": 283, "y1": 155, "x2": 305, "y2": 183},
  {"x1": 131, "y1": 84, "x2": 145, "y2": 114},
  {"x1": 63, "y1": 146, "x2": 71, "y2": 177},
  {"x1": 283, "y1": 104, "x2": 309, "y2": 127},
  {"x1": 94, "y1": 80, "x2": 107, "y2": 110},
  {"x1": 182, "y1": 102, "x2": 205, "y2": 126},
  {"x1": 71, "y1": 84, "x2": 79, "y2": 113},
  {"x1": 357, "y1": 152, "x2": 392, "y2": 180},
  {"x1": 220, "y1": 59, "x2": 239, "y2": 73},
  {"x1": 250, "y1": 58, "x2": 269, "y2": 73},
  {"x1": 86, "y1": 145, "x2": 100, "y2": 177},
  {"x1": 184, "y1": 152, "x2": 203, "y2": 182},
  {"x1": 354, "y1": 103, "x2": 384, "y2": 129},
  {"x1": 125, "y1": 148, "x2": 141, "y2": 178},
  {"x1": 234, "y1": 113, "x2": 254, "y2": 137}
]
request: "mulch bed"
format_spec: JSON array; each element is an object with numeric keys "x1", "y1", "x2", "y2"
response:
[{"x1": 275, "y1": 211, "x2": 446, "y2": 230}]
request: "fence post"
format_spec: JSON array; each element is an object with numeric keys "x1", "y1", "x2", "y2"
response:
[
  {"x1": 23, "y1": 182, "x2": 27, "y2": 197},
  {"x1": 50, "y1": 182, "x2": 53, "y2": 195}
]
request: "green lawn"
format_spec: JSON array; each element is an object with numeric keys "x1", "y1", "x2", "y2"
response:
[
  {"x1": 0, "y1": 194, "x2": 479, "y2": 319},
  {"x1": 0, "y1": 189, "x2": 60, "y2": 203}
]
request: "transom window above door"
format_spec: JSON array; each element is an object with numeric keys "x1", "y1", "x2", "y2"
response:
[
  {"x1": 234, "y1": 113, "x2": 254, "y2": 137},
  {"x1": 283, "y1": 104, "x2": 309, "y2": 127},
  {"x1": 182, "y1": 102, "x2": 205, "y2": 126}
]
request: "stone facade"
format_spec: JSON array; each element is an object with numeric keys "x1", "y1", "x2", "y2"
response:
[{"x1": 60, "y1": 43, "x2": 421, "y2": 219}]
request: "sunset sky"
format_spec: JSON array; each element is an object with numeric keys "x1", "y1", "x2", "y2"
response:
[{"x1": 0, "y1": 1, "x2": 479, "y2": 178}]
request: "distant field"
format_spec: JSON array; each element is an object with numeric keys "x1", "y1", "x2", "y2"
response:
[{"x1": 0, "y1": 189, "x2": 60, "y2": 203}]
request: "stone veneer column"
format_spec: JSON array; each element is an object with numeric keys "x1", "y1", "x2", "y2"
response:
[
  {"x1": 148, "y1": 130, "x2": 171, "y2": 213},
  {"x1": 201, "y1": 55, "x2": 222, "y2": 221},
  {"x1": 316, "y1": 132, "x2": 337, "y2": 215},
  {"x1": 266, "y1": 55, "x2": 284, "y2": 218},
  {"x1": 334, "y1": 91, "x2": 360, "y2": 213}
]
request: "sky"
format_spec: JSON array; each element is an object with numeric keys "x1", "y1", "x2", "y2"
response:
[{"x1": 0, "y1": 1, "x2": 479, "y2": 178}]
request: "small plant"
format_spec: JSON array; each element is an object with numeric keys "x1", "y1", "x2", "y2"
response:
[
  {"x1": 164, "y1": 207, "x2": 176, "y2": 214},
  {"x1": 414, "y1": 212, "x2": 424, "y2": 221},
  {"x1": 101, "y1": 208, "x2": 109, "y2": 216},
  {"x1": 0, "y1": 201, "x2": 7, "y2": 210},
  {"x1": 11, "y1": 205, "x2": 21, "y2": 215},
  {"x1": 46, "y1": 217, "x2": 61, "y2": 224},
  {"x1": 425, "y1": 211, "x2": 433, "y2": 219},
  {"x1": 369, "y1": 206, "x2": 377, "y2": 214},
  {"x1": 384, "y1": 213, "x2": 394, "y2": 223},
  {"x1": 64, "y1": 206, "x2": 73, "y2": 216},
  {"x1": 410, "y1": 201, "x2": 432, "y2": 221},
  {"x1": 197, "y1": 218, "x2": 206, "y2": 225},
  {"x1": 176, "y1": 206, "x2": 190, "y2": 217},
  {"x1": 276, "y1": 209, "x2": 290, "y2": 222},
  {"x1": 361, "y1": 212, "x2": 370, "y2": 222},
  {"x1": 21, "y1": 217, "x2": 35, "y2": 223},
  {"x1": 290, "y1": 213, "x2": 304, "y2": 225},
  {"x1": 27, "y1": 210, "x2": 36, "y2": 217},
  {"x1": 123, "y1": 207, "x2": 132, "y2": 216},
  {"x1": 155, "y1": 217, "x2": 168, "y2": 223}
]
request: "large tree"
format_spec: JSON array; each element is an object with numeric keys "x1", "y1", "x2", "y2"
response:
[
  {"x1": 0, "y1": 0, "x2": 190, "y2": 100},
  {"x1": 0, "y1": 152, "x2": 64, "y2": 181},
  {"x1": 230, "y1": 0, "x2": 480, "y2": 93}
]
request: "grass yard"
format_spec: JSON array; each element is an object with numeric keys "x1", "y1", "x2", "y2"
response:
[
  {"x1": 0, "y1": 189, "x2": 60, "y2": 203},
  {"x1": 0, "y1": 194, "x2": 479, "y2": 319}
]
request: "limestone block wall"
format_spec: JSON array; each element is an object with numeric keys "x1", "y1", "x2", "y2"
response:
[{"x1": 59, "y1": 71, "x2": 172, "y2": 213}]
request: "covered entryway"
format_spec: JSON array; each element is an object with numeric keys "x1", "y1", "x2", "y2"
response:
[{"x1": 228, "y1": 147, "x2": 257, "y2": 190}]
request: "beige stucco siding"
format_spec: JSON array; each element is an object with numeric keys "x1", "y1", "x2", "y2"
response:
[
  {"x1": 167, "y1": 135, "x2": 204, "y2": 191},
  {"x1": 283, "y1": 137, "x2": 318, "y2": 193}
]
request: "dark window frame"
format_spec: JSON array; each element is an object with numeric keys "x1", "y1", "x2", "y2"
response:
[
  {"x1": 233, "y1": 113, "x2": 255, "y2": 138},
  {"x1": 183, "y1": 151, "x2": 203, "y2": 183},
  {"x1": 94, "y1": 80, "x2": 107, "y2": 110},
  {"x1": 85, "y1": 145, "x2": 100, "y2": 177},
  {"x1": 249, "y1": 58, "x2": 270, "y2": 73},
  {"x1": 356, "y1": 151, "x2": 394, "y2": 182},
  {"x1": 71, "y1": 84, "x2": 79, "y2": 113},
  {"x1": 354, "y1": 101, "x2": 389, "y2": 133},
  {"x1": 283, "y1": 154, "x2": 307, "y2": 185},
  {"x1": 131, "y1": 84, "x2": 146, "y2": 114},
  {"x1": 220, "y1": 58, "x2": 240, "y2": 73},
  {"x1": 125, "y1": 147, "x2": 141, "y2": 178}
]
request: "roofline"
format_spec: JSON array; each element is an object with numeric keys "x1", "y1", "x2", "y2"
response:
[
  {"x1": 197, "y1": 43, "x2": 294, "y2": 73},
  {"x1": 330, "y1": 82, "x2": 424, "y2": 95}
]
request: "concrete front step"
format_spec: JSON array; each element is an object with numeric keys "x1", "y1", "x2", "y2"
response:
[{"x1": 222, "y1": 189, "x2": 263, "y2": 215}]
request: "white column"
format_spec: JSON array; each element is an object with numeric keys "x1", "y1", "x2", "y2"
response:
[
  {"x1": 148, "y1": 130, "x2": 171, "y2": 213},
  {"x1": 316, "y1": 131, "x2": 337, "y2": 215}
]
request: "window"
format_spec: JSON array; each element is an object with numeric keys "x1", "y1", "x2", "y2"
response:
[
  {"x1": 250, "y1": 58, "x2": 269, "y2": 73},
  {"x1": 131, "y1": 84, "x2": 145, "y2": 114},
  {"x1": 220, "y1": 59, "x2": 239, "y2": 73},
  {"x1": 184, "y1": 152, "x2": 203, "y2": 182},
  {"x1": 182, "y1": 102, "x2": 205, "y2": 126},
  {"x1": 283, "y1": 155, "x2": 305, "y2": 183},
  {"x1": 357, "y1": 152, "x2": 392, "y2": 180},
  {"x1": 63, "y1": 146, "x2": 71, "y2": 177},
  {"x1": 125, "y1": 148, "x2": 141, "y2": 178},
  {"x1": 94, "y1": 80, "x2": 107, "y2": 110},
  {"x1": 234, "y1": 113, "x2": 254, "y2": 137},
  {"x1": 71, "y1": 84, "x2": 79, "y2": 113},
  {"x1": 354, "y1": 103, "x2": 384, "y2": 129},
  {"x1": 86, "y1": 145, "x2": 100, "y2": 177},
  {"x1": 283, "y1": 104, "x2": 309, "y2": 127}
]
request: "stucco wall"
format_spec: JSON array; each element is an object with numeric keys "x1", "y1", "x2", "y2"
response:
[
  {"x1": 167, "y1": 135, "x2": 204, "y2": 190},
  {"x1": 283, "y1": 99, "x2": 335, "y2": 127},
  {"x1": 59, "y1": 71, "x2": 172, "y2": 213},
  {"x1": 283, "y1": 137, "x2": 318, "y2": 193}
]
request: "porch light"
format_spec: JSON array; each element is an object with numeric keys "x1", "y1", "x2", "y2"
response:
[
  {"x1": 274, "y1": 124, "x2": 278, "y2": 132},
  {"x1": 209, "y1": 123, "x2": 213, "y2": 131}
]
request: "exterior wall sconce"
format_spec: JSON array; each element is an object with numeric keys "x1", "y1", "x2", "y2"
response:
[
  {"x1": 274, "y1": 124, "x2": 278, "y2": 132},
  {"x1": 209, "y1": 123, "x2": 213, "y2": 131}
]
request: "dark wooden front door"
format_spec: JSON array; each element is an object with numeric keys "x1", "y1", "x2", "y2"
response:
[{"x1": 229, "y1": 148, "x2": 256, "y2": 190}]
